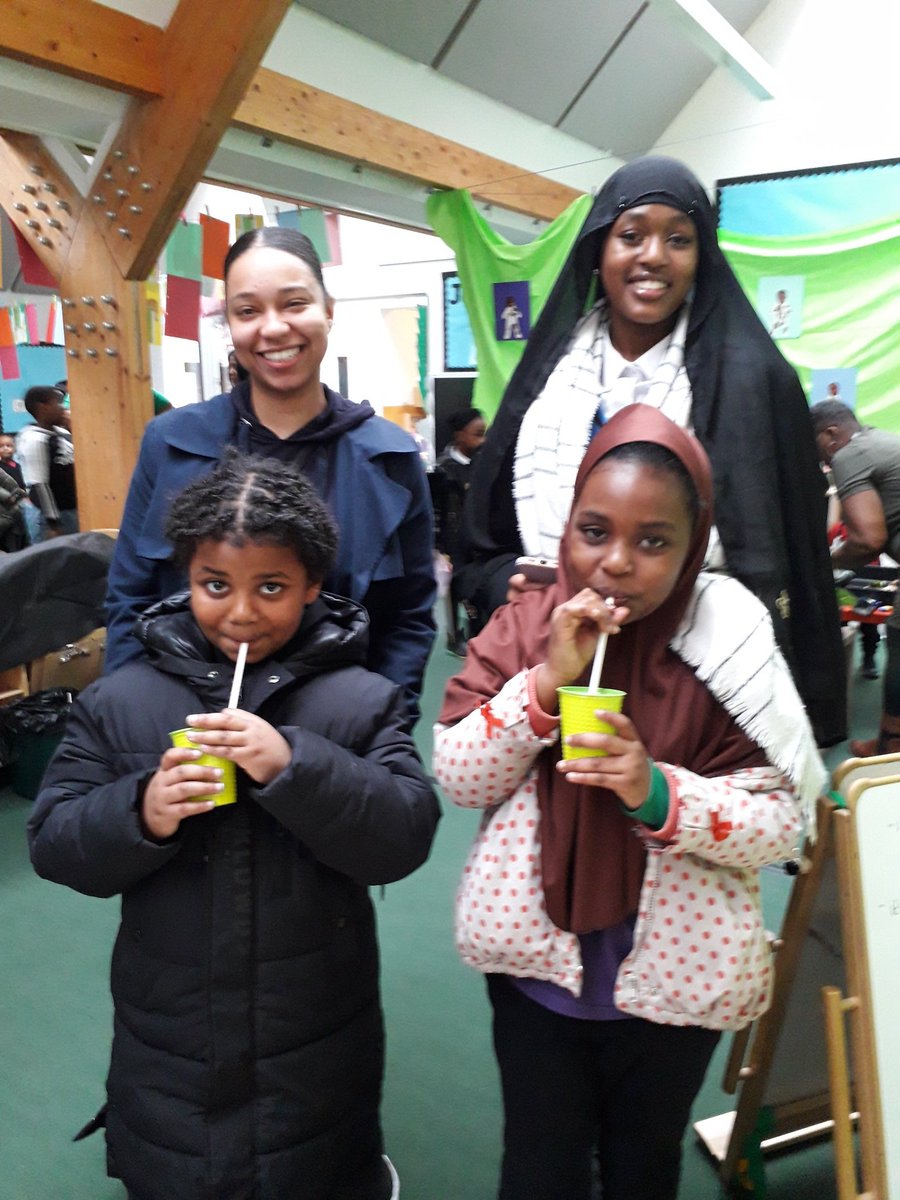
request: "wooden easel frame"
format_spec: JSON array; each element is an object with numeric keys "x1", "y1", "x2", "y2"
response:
[
  {"x1": 698, "y1": 796, "x2": 840, "y2": 1186},
  {"x1": 697, "y1": 754, "x2": 900, "y2": 1190},
  {"x1": 824, "y1": 773, "x2": 896, "y2": 1200}
]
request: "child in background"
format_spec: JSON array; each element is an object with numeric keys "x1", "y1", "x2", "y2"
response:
[
  {"x1": 0, "y1": 431, "x2": 31, "y2": 548},
  {"x1": 29, "y1": 453, "x2": 440, "y2": 1200},
  {"x1": 434, "y1": 406, "x2": 824, "y2": 1200},
  {"x1": 431, "y1": 407, "x2": 486, "y2": 654}
]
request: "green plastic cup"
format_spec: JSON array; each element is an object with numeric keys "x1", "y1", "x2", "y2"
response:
[
  {"x1": 169, "y1": 728, "x2": 237, "y2": 806},
  {"x1": 557, "y1": 687, "x2": 626, "y2": 760}
]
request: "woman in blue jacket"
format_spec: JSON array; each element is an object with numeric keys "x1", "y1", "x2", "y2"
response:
[{"x1": 105, "y1": 227, "x2": 435, "y2": 722}]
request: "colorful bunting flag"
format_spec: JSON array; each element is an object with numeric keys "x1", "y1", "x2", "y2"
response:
[
  {"x1": 25, "y1": 303, "x2": 40, "y2": 344},
  {"x1": 165, "y1": 221, "x2": 202, "y2": 281},
  {"x1": 200, "y1": 214, "x2": 229, "y2": 280},
  {"x1": 12, "y1": 226, "x2": 58, "y2": 288},
  {"x1": 235, "y1": 213, "x2": 264, "y2": 238},
  {"x1": 165, "y1": 275, "x2": 201, "y2": 341},
  {"x1": 0, "y1": 309, "x2": 21, "y2": 379},
  {"x1": 145, "y1": 282, "x2": 162, "y2": 346}
]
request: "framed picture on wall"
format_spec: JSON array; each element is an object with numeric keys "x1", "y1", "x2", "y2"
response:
[{"x1": 442, "y1": 271, "x2": 477, "y2": 372}]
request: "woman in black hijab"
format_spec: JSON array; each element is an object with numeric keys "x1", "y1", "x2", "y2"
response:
[{"x1": 464, "y1": 155, "x2": 845, "y2": 746}]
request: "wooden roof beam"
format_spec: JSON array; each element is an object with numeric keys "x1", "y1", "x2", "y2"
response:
[
  {"x1": 0, "y1": 0, "x2": 163, "y2": 98},
  {"x1": 0, "y1": 1, "x2": 582, "y2": 225},
  {"x1": 88, "y1": 0, "x2": 293, "y2": 280},
  {"x1": 234, "y1": 69, "x2": 583, "y2": 223}
]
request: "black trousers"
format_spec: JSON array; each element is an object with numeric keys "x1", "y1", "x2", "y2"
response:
[{"x1": 488, "y1": 975, "x2": 719, "y2": 1200}]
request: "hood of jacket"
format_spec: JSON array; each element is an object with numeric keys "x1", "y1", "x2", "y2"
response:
[{"x1": 133, "y1": 590, "x2": 370, "y2": 709}]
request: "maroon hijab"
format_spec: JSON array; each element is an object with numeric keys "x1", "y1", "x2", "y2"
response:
[{"x1": 440, "y1": 406, "x2": 766, "y2": 932}]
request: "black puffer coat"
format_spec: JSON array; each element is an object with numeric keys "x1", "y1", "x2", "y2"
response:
[{"x1": 28, "y1": 593, "x2": 440, "y2": 1200}]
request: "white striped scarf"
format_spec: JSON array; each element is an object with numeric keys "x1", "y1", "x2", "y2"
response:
[
  {"x1": 672, "y1": 572, "x2": 826, "y2": 837},
  {"x1": 513, "y1": 302, "x2": 692, "y2": 560}
]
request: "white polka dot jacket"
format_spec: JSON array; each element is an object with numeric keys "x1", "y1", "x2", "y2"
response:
[{"x1": 434, "y1": 574, "x2": 826, "y2": 1032}]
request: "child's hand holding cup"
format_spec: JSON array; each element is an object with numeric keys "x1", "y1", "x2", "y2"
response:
[
  {"x1": 168, "y1": 728, "x2": 237, "y2": 805},
  {"x1": 167, "y1": 641, "x2": 246, "y2": 809},
  {"x1": 557, "y1": 686, "x2": 627, "y2": 760}
]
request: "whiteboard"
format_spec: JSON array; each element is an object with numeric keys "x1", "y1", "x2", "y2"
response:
[{"x1": 849, "y1": 777, "x2": 900, "y2": 1199}]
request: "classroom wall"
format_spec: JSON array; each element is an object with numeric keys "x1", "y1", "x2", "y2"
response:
[{"x1": 652, "y1": 0, "x2": 899, "y2": 187}]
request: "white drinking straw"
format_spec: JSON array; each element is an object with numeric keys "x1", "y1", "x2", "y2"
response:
[
  {"x1": 587, "y1": 598, "x2": 616, "y2": 694},
  {"x1": 227, "y1": 642, "x2": 249, "y2": 710},
  {"x1": 587, "y1": 632, "x2": 608, "y2": 694}
]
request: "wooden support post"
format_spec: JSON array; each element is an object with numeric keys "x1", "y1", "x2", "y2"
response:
[
  {"x1": 0, "y1": 129, "x2": 151, "y2": 530},
  {"x1": 0, "y1": 0, "x2": 292, "y2": 529}
]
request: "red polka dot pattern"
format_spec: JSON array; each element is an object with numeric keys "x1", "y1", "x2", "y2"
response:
[{"x1": 435, "y1": 673, "x2": 806, "y2": 1031}]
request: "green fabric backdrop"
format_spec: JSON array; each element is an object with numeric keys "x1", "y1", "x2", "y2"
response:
[
  {"x1": 720, "y1": 216, "x2": 900, "y2": 429},
  {"x1": 427, "y1": 189, "x2": 592, "y2": 421}
]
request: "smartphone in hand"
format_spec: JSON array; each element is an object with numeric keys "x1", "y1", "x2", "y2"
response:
[{"x1": 514, "y1": 556, "x2": 558, "y2": 586}]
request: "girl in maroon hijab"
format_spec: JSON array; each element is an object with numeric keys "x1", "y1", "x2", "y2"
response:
[{"x1": 435, "y1": 405, "x2": 823, "y2": 1200}]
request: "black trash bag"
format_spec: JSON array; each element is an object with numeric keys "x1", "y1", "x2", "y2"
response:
[{"x1": 0, "y1": 688, "x2": 77, "y2": 767}]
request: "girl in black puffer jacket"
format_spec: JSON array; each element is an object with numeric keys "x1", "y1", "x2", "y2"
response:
[{"x1": 29, "y1": 454, "x2": 440, "y2": 1200}]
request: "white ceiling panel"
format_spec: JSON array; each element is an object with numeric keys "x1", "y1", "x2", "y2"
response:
[
  {"x1": 298, "y1": 0, "x2": 475, "y2": 65},
  {"x1": 293, "y1": 0, "x2": 772, "y2": 159},
  {"x1": 437, "y1": 0, "x2": 646, "y2": 127},
  {"x1": 560, "y1": 4, "x2": 720, "y2": 156}
]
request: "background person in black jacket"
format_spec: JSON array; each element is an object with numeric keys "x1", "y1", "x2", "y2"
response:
[
  {"x1": 431, "y1": 407, "x2": 485, "y2": 654},
  {"x1": 463, "y1": 156, "x2": 845, "y2": 746},
  {"x1": 28, "y1": 454, "x2": 440, "y2": 1200},
  {"x1": 16, "y1": 385, "x2": 78, "y2": 539}
]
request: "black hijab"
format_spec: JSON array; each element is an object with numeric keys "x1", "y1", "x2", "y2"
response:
[{"x1": 463, "y1": 155, "x2": 846, "y2": 745}]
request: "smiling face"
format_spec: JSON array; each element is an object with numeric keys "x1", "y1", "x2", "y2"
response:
[
  {"x1": 189, "y1": 537, "x2": 322, "y2": 663},
  {"x1": 567, "y1": 457, "x2": 694, "y2": 624},
  {"x1": 225, "y1": 246, "x2": 333, "y2": 409},
  {"x1": 600, "y1": 203, "x2": 699, "y2": 359},
  {"x1": 0, "y1": 434, "x2": 14, "y2": 461}
]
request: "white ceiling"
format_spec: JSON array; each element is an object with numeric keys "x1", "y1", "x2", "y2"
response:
[
  {"x1": 297, "y1": 0, "x2": 770, "y2": 159},
  {"x1": 0, "y1": 0, "x2": 772, "y2": 240}
]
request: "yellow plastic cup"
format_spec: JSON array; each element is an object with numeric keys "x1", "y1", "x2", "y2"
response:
[
  {"x1": 169, "y1": 728, "x2": 237, "y2": 806},
  {"x1": 557, "y1": 687, "x2": 626, "y2": 760}
]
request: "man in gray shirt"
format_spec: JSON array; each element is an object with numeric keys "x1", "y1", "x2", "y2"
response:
[{"x1": 812, "y1": 400, "x2": 900, "y2": 753}]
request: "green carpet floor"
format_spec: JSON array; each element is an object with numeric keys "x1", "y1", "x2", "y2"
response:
[{"x1": 0, "y1": 626, "x2": 878, "y2": 1198}]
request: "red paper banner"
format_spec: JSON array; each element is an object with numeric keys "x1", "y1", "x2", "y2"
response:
[
  {"x1": 200, "y1": 214, "x2": 229, "y2": 280},
  {"x1": 0, "y1": 308, "x2": 20, "y2": 379},
  {"x1": 12, "y1": 226, "x2": 59, "y2": 288},
  {"x1": 165, "y1": 275, "x2": 201, "y2": 341}
]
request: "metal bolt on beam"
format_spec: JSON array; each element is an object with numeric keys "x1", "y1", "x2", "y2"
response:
[
  {"x1": 105, "y1": 347, "x2": 119, "y2": 357},
  {"x1": 21, "y1": 183, "x2": 37, "y2": 194},
  {"x1": 100, "y1": 295, "x2": 118, "y2": 307}
]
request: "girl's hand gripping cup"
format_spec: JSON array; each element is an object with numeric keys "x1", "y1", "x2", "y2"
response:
[
  {"x1": 557, "y1": 687, "x2": 627, "y2": 760},
  {"x1": 169, "y1": 728, "x2": 237, "y2": 806}
]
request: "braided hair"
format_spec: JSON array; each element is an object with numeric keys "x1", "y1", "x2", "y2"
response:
[{"x1": 165, "y1": 450, "x2": 337, "y2": 582}]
